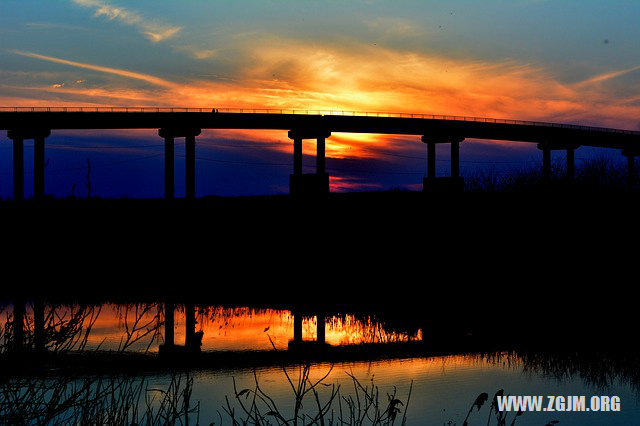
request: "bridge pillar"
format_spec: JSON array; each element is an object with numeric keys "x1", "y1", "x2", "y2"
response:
[
  {"x1": 427, "y1": 141, "x2": 436, "y2": 179},
  {"x1": 8, "y1": 129, "x2": 51, "y2": 202},
  {"x1": 288, "y1": 130, "x2": 331, "y2": 196},
  {"x1": 164, "y1": 136, "x2": 175, "y2": 199},
  {"x1": 622, "y1": 149, "x2": 638, "y2": 189},
  {"x1": 34, "y1": 136, "x2": 45, "y2": 200},
  {"x1": 538, "y1": 143, "x2": 580, "y2": 182},
  {"x1": 421, "y1": 135, "x2": 464, "y2": 192},
  {"x1": 542, "y1": 146, "x2": 551, "y2": 180},
  {"x1": 159, "y1": 128, "x2": 201, "y2": 199},
  {"x1": 566, "y1": 146, "x2": 575, "y2": 181},
  {"x1": 451, "y1": 140, "x2": 460, "y2": 178},
  {"x1": 12, "y1": 137, "x2": 24, "y2": 201},
  {"x1": 185, "y1": 135, "x2": 196, "y2": 199},
  {"x1": 317, "y1": 137, "x2": 326, "y2": 175},
  {"x1": 293, "y1": 137, "x2": 302, "y2": 175}
]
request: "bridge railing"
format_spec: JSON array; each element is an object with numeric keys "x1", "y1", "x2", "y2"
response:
[{"x1": 1, "y1": 106, "x2": 638, "y2": 135}]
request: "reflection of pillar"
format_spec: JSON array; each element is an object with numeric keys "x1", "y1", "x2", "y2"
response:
[
  {"x1": 164, "y1": 136, "x2": 175, "y2": 199},
  {"x1": 165, "y1": 303, "x2": 175, "y2": 347},
  {"x1": 316, "y1": 314, "x2": 326, "y2": 344},
  {"x1": 185, "y1": 135, "x2": 196, "y2": 199},
  {"x1": 185, "y1": 304, "x2": 196, "y2": 348},
  {"x1": 293, "y1": 311, "x2": 303, "y2": 343},
  {"x1": 13, "y1": 301, "x2": 25, "y2": 351},
  {"x1": 13, "y1": 138, "x2": 24, "y2": 201},
  {"x1": 33, "y1": 300, "x2": 45, "y2": 352},
  {"x1": 34, "y1": 137, "x2": 45, "y2": 200}
]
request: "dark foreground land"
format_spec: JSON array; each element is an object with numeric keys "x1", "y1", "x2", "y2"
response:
[{"x1": 2, "y1": 188, "x2": 638, "y2": 318}]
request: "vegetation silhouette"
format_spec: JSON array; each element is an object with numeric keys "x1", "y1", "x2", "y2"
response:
[{"x1": 2, "y1": 301, "x2": 639, "y2": 425}]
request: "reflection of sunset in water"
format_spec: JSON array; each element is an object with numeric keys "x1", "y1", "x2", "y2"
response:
[
  {"x1": 179, "y1": 307, "x2": 422, "y2": 351},
  {"x1": 0, "y1": 304, "x2": 420, "y2": 353}
]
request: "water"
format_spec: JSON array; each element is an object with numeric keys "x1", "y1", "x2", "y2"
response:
[
  {"x1": 1, "y1": 302, "x2": 638, "y2": 425},
  {"x1": 186, "y1": 357, "x2": 639, "y2": 425}
]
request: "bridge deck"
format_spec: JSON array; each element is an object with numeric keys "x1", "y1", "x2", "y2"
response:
[{"x1": 1, "y1": 108, "x2": 639, "y2": 149}]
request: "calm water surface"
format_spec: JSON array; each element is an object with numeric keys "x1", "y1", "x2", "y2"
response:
[{"x1": 1, "y1": 303, "x2": 638, "y2": 425}]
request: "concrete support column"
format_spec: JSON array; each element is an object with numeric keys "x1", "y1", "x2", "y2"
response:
[
  {"x1": 160, "y1": 128, "x2": 200, "y2": 200},
  {"x1": 13, "y1": 138, "x2": 24, "y2": 201},
  {"x1": 627, "y1": 155, "x2": 636, "y2": 189},
  {"x1": 34, "y1": 137, "x2": 45, "y2": 200},
  {"x1": 566, "y1": 147, "x2": 575, "y2": 181},
  {"x1": 293, "y1": 311, "x2": 303, "y2": 343},
  {"x1": 316, "y1": 137, "x2": 326, "y2": 174},
  {"x1": 164, "y1": 136, "x2": 175, "y2": 199},
  {"x1": 293, "y1": 138, "x2": 303, "y2": 175},
  {"x1": 185, "y1": 135, "x2": 196, "y2": 199},
  {"x1": 451, "y1": 140, "x2": 460, "y2": 178},
  {"x1": 542, "y1": 147, "x2": 551, "y2": 180},
  {"x1": 164, "y1": 302, "x2": 175, "y2": 347},
  {"x1": 421, "y1": 135, "x2": 465, "y2": 192},
  {"x1": 185, "y1": 304, "x2": 196, "y2": 348},
  {"x1": 8, "y1": 130, "x2": 49, "y2": 202},
  {"x1": 288, "y1": 130, "x2": 331, "y2": 196},
  {"x1": 33, "y1": 299, "x2": 45, "y2": 352},
  {"x1": 427, "y1": 142, "x2": 436, "y2": 179},
  {"x1": 316, "y1": 314, "x2": 326, "y2": 345}
]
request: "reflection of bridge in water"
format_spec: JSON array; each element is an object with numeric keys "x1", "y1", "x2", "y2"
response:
[
  {"x1": 2, "y1": 107, "x2": 640, "y2": 200},
  {"x1": 2, "y1": 301, "x2": 468, "y2": 370},
  {"x1": 149, "y1": 304, "x2": 412, "y2": 354}
]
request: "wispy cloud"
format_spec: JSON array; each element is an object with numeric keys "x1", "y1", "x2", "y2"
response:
[
  {"x1": 72, "y1": 0, "x2": 181, "y2": 43},
  {"x1": 574, "y1": 65, "x2": 640, "y2": 88},
  {"x1": 25, "y1": 22, "x2": 90, "y2": 32},
  {"x1": 176, "y1": 45, "x2": 218, "y2": 60},
  {"x1": 11, "y1": 50, "x2": 178, "y2": 88}
]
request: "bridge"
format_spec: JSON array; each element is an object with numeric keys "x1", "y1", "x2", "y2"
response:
[{"x1": 2, "y1": 107, "x2": 640, "y2": 200}]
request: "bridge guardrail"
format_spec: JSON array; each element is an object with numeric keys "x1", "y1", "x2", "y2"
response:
[{"x1": 1, "y1": 107, "x2": 637, "y2": 135}]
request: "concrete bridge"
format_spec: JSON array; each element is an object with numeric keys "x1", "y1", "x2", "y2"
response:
[{"x1": 2, "y1": 107, "x2": 640, "y2": 199}]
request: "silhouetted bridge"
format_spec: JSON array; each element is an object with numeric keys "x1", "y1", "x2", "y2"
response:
[{"x1": 2, "y1": 107, "x2": 640, "y2": 200}]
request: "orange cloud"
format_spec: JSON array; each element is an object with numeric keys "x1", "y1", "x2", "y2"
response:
[
  {"x1": 5, "y1": 41, "x2": 640, "y2": 163},
  {"x1": 9, "y1": 43, "x2": 640, "y2": 132}
]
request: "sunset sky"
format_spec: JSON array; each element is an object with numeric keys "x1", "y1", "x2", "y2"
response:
[{"x1": 1, "y1": 0, "x2": 639, "y2": 197}]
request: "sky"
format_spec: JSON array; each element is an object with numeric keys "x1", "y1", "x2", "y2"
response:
[{"x1": 1, "y1": 0, "x2": 639, "y2": 198}]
